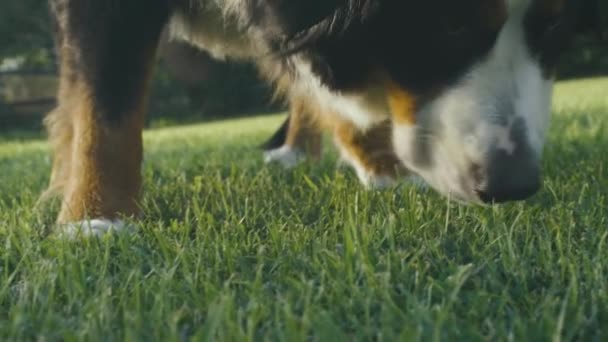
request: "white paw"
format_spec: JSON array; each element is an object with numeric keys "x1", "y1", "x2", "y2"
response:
[
  {"x1": 263, "y1": 145, "x2": 304, "y2": 169},
  {"x1": 59, "y1": 219, "x2": 130, "y2": 238}
]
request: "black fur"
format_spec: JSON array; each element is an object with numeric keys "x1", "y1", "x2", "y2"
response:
[
  {"x1": 50, "y1": 0, "x2": 601, "y2": 135},
  {"x1": 50, "y1": 0, "x2": 169, "y2": 125},
  {"x1": 251, "y1": 0, "x2": 601, "y2": 93},
  {"x1": 252, "y1": 0, "x2": 505, "y2": 93},
  {"x1": 260, "y1": 115, "x2": 290, "y2": 150}
]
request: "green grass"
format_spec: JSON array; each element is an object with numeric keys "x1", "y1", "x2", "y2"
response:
[{"x1": 1, "y1": 77, "x2": 607, "y2": 341}]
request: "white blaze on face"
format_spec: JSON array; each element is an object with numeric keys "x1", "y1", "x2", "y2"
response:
[{"x1": 392, "y1": 0, "x2": 553, "y2": 201}]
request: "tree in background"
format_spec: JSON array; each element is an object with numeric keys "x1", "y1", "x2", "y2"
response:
[
  {"x1": 150, "y1": 32, "x2": 277, "y2": 125},
  {"x1": 0, "y1": 1, "x2": 275, "y2": 128},
  {"x1": 0, "y1": 1, "x2": 54, "y2": 68}
]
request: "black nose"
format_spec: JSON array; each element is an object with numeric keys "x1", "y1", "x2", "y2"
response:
[
  {"x1": 476, "y1": 178, "x2": 540, "y2": 203},
  {"x1": 474, "y1": 150, "x2": 541, "y2": 203}
]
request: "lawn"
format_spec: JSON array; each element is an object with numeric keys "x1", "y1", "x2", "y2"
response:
[{"x1": 0, "y1": 77, "x2": 607, "y2": 341}]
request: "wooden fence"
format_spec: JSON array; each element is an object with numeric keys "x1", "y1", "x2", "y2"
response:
[{"x1": 0, "y1": 69, "x2": 57, "y2": 127}]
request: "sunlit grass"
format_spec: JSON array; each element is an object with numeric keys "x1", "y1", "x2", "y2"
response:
[{"x1": 0, "y1": 78, "x2": 607, "y2": 340}]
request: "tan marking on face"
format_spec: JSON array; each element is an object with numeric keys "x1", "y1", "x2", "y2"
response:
[{"x1": 386, "y1": 81, "x2": 417, "y2": 125}]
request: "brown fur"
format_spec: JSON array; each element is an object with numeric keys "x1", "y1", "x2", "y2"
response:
[
  {"x1": 58, "y1": 92, "x2": 143, "y2": 223},
  {"x1": 43, "y1": 68, "x2": 75, "y2": 201},
  {"x1": 47, "y1": 76, "x2": 152, "y2": 223},
  {"x1": 45, "y1": 0, "x2": 166, "y2": 224},
  {"x1": 387, "y1": 80, "x2": 417, "y2": 125},
  {"x1": 268, "y1": 89, "x2": 405, "y2": 182},
  {"x1": 333, "y1": 118, "x2": 405, "y2": 181},
  {"x1": 283, "y1": 96, "x2": 323, "y2": 160}
]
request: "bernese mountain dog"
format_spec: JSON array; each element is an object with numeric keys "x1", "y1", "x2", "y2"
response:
[{"x1": 45, "y1": 0, "x2": 600, "y2": 235}]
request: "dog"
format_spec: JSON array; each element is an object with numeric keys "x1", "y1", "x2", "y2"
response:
[
  {"x1": 46, "y1": 0, "x2": 599, "y2": 235},
  {"x1": 262, "y1": 96, "x2": 404, "y2": 188},
  {"x1": 262, "y1": 0, "x2": 604, "y2": 189}
]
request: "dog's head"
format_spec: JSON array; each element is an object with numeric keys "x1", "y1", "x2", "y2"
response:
[{"x1": 249, "y1": 0, "x2": 600, "y2": 203}]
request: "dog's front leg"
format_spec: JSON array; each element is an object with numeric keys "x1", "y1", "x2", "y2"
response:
[{"x1": 46, "y1": 0, "x2": 169, "y2": 234}]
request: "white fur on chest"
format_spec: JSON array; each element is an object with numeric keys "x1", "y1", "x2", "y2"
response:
[{"x1": 292, "y1": 60, "x2": 390, "y2": 130}]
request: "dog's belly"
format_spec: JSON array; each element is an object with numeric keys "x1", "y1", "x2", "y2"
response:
[
  {"x1": 168, "y1": 1, "x2": 263, "y2": 61},
  {"x1": 167, "y1": 1, "x2": 390, "y2": 131}
]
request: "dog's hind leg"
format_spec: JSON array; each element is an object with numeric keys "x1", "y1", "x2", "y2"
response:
[
  {"x1": 47, "y1": 0, "x2": 169, "y2": 234},
  {"x1": 263, "y1": 96, "x2": 323, "y2": 168},
  {"x1": 333, "y1": 118, "x2": 406, "y2": 189}
]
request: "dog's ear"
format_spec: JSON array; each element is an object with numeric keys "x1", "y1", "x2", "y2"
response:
[
  {"x1": 249, "y1": 0, "x2": 379, "y2": 54},
  {"x1": 574, "y1": 0, "x2": 606, "y2": 39},
  {"x1": 246, "y1": 0, "x2": 343, "y2": 41}
]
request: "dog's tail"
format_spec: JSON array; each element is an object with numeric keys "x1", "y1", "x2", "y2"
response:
[{"x1": 260, "y1": 115, "x2": 290, "y2": 150}]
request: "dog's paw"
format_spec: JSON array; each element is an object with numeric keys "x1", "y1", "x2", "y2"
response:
[
  {"x1": 59, "y1": 219, "x2": 131, "y2": 239},
  {"x1": 263, "y1": 145, "x2": 305, "y2": 169}
]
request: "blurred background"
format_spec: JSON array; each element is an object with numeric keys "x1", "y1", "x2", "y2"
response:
[{"x1": 1, "y1": 1, "x2": 606, "y2": 132}]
